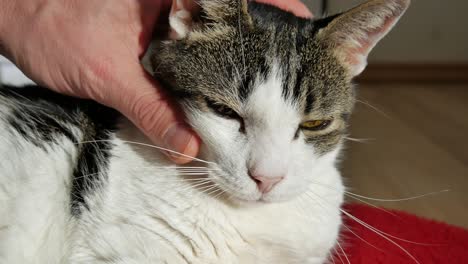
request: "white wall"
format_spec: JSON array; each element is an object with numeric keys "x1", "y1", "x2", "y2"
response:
[
  {"x1": 303, "y1": 0, "x2": 323, "y2": 16},
  {"x1": 315, "y1": 0, "x2": 468, "y2": 63}
]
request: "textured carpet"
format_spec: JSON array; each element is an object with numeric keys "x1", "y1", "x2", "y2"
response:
[{"x1": 332, "y1": 203, "x2": 468, "y2": 264}]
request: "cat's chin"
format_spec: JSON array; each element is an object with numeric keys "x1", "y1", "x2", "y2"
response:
[{"x1": 221, "y1": 190, "x2": 301, "y2": 207}]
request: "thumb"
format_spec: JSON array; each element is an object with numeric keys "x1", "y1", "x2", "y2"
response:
[{"x1": 106, "y1": 66, "x2": 200, "y2": 164}]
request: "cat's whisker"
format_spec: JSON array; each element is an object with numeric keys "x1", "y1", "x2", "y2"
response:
[
  {"x1": 306, "y1": 191, "x2": 422, "y2": 264},
  {"x1": 181, "y1": 180, "x2": 213, "y2": 190},
  {"x1": 335, "y1": 240, "x2": 351, "y2": 264},
  {"x1": 172, "y1": 172, "x2": 210, "y2": 176},
  {"x1": 174, "y1": 172, "x2": 213, "y2": 176},
  {"x1": 1, "y1": 91, "x2": 53, "y2": 113},
  {"x1": 299, "y1": 192, "x2": 386, "y2": 256},
  {"x1": 211, "y1": 188, "x2": 227, "y2": 200},
  {"x1": 196, "y1": 184, "x2": 219, "y2": 196},
  {"x1": 356, "y1": 99, "x2": 390, "y2": 119},
  {"x1": 345, "y1": 189, "x2": 451, "y2": 203},
  {"x1": 76, "y1": 139, "x2": 215, "y2": 165},
  {"x1": 344, "y1": 137, "x2": 374, "y2": 143},
  {"x1": 345, "y1": 193, "x2": 400, "y2": 218},
  {"x1": 174, "y1": 171, "x2": 212, "y2": 177},
  {"x1": 171, "y1": 174, "x2": 209, "y2": 177},
  {"x1": 176, "y1": 167, "x2": 215, "y2": 170},
  {"x1": 307, "y1": 190, "x2": 441, "y2": 246},
  {"x1": 341, "y1": 222, "x2": 385, "y2": 253},
  {"x1": 309, "y1": 179, "x2": 450, "y2": 203},
  {"x1": 310, "y1": 182, "x2": 400, "y2": 218},
  {"x1": 204, "y1": 185, "x2": 222, "y2": 197},
  {"x1": 329, "y1": 248, "x2": 338, "y2": 264},
  {"x1": 138, "y1": 166, "x2": 214, "y2": 170},
  {"x1": 141, "y1": 173, "x2": 207, "y2": 177},
  {"x1": 176, "y1": 178, "x2": 219, "y2": 194},
  {"x1": 176, "y1": 169, "x2": 218, "y2": 173},
  {"x1": 340, "y1": 209, "x2": 422, "y2": 264},
  {"x1": 151, "y1": 178, "x2": 212, "y2": 184},
  {"x1": 126, "y1": 167, "x2": 219, "y2": 174}
]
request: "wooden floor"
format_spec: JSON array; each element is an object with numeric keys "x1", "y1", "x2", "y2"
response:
[{"x1": 342, "y1": 83, "x2": 468, "y2": 228}]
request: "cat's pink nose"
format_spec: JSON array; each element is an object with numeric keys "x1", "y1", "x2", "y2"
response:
[{"x1": 250, "y1": 174, "x2": 284, "y2": 194}]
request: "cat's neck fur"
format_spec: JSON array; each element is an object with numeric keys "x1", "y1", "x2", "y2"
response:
[{"x1": 0, "y1": 85, "x2": 343, "y2": 264}]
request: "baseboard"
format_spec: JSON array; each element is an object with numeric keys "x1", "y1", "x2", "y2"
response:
[{"x1": 357, "y1": 63, "x2": 468, "y2": 83}]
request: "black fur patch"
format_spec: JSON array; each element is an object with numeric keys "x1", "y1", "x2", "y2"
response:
[{"x1": 0, "y1": 85, "x2": 119, "y2": 216}]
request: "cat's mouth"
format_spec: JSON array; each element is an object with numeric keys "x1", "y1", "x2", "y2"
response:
[{"x1": 186, "y1": 158, "x2": 296, "y2": 204}]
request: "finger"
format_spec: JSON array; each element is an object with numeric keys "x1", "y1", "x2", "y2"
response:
[
  {"x1": 252, "y1": 0, "x2": 313, "y2": 18},
  {"x1": 106, "y1": 65, "x2": 201, "y2": 164}
]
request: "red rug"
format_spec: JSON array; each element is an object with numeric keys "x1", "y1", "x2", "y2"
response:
[{"x1": 332, "y1": 204, "x2": 468, "y2": 264}]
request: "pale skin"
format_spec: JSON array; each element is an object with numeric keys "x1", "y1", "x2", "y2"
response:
[{"x1": 0, "y1": 0, "x2": 311, "y2": 163}]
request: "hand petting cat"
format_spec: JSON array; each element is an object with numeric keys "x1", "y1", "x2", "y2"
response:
[{"x1": 0, "y1": 0, "x2": 311, "y2": 164}]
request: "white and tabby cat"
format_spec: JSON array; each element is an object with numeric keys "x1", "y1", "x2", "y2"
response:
[{"x1": 0, "y1": 0, "x2": 409, "y2": 263}]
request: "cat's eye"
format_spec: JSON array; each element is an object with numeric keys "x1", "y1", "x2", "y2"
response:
[
  {"x1": 205, "y1": 98, "x2": 241, "y2": 120},
  {"x1": 300, "y1": 120, "x2": 332, "y2": 131}
]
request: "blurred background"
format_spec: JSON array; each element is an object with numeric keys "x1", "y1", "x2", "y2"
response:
[
  {"x1": 1, "y1": 0, "x2": 467, "y2": 227},
  {"x1": 304, "y1": 0, "x2": 468, "y2": 228}
]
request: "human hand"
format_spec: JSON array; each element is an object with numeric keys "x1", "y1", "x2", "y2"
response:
[
  {"x1": 0, "y1": 0, "x2": 311, "y2": 164},
  {"x1": 255, "y1": 0, "x2": 313, "y2": 17},
  {"x1": 0, "y1": 0, "x2": 201, "y2": 163},
  {"x1": 175, "y1": 0, "x2": 312, "y2": 19}
]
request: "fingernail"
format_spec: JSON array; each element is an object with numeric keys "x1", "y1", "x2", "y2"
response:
[
  {"x1": 301, "y1": 9, "x2": 314, "y2": 18},
  {"x1": 295, "y1": 7, "x2": 313, "y2": 18},
  {"x1": 163, "y1": 123, "x2": 195, "y2": 159}
]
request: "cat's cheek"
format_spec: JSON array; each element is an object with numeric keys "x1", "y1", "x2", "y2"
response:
[{"x1": 185, "y1": 112, "x2": 259, "y2": 199}]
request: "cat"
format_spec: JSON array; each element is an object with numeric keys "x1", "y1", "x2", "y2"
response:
[{"x1": 0, "y1": 0, "x2": 409, "y2": 263}]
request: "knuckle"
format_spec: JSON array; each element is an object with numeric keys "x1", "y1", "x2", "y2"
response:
[{"x1": 87, "y1": 58, "x2": 114, "y2": 84}]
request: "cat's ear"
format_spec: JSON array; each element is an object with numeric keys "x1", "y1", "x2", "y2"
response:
[
  {"x1": 317, "y1": 0, "x2": 410, "y2": 77},
  {"x1": 169, "y1": 0, "x2": 251, "y2": 40},
  {"x1": 169, "y1": 0, "x2": 199, "y2": 40}
]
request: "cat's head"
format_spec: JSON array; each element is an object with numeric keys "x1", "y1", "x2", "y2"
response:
[{"x1": 152, "y1": 0, "x2": 410, "y2": 203}]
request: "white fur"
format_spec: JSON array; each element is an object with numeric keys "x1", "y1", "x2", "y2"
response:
[
  {"x1": 0, "y1": 65, "x2": 344, "y2": 263},
  {"x1": 0, "y1": 101, "x2": 78, "y2": 263}
]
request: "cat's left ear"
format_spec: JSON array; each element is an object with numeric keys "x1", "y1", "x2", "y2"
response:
[
  {"x1": 317, "y1": 0, "x2": 410, "y2": 77},
  {"x1": 169, "y1": 0, "x2": 251, "y2": 40},
  {"x1": 168, "y1": 0, "x2": 198, "y2": 40}
]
